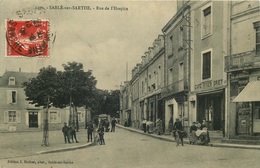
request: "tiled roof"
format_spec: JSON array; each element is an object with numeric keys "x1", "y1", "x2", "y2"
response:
[{"x1": 0, "y1": 71, "x2": 38, "y2": 88}]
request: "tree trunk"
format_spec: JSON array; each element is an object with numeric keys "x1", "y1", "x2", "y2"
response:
[
  {"x1": 42, "y1": 95, "x2": 49, "y2": 146},
  {"x1": 75, "y1": 106, "x2": 79, "y2": 132}
]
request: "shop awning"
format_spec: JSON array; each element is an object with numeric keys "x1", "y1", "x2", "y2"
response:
[{"x1": 233, "y1": 81, "x2": 260, "y2": 102}]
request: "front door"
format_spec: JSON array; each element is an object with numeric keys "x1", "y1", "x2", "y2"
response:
[{"x1": 29, "y1": 112, "x2": 38, "y2": 128}]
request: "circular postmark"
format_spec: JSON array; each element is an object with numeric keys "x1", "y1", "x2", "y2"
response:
[{"x1": 6, "y1": 19, "x2": 49, "y2": 57}]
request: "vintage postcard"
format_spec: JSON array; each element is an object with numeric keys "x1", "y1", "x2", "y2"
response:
[{"x1": 0, "y1": 0, "x2": 260, "y2": 168}]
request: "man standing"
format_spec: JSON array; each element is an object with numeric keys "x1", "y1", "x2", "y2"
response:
[
  {"x1": 71, "y1": 124, "x2": 79, "y2": 143},
  {"x1": 87, "y1": 121, "x2": 94, "y2": 142},
  {"x1": 62, "y1": 122, "x2": 71, "y2": 144},
  {"x1": 173, "y1": 118, "x2": 184, "y2": 147},
  {"x1": 111, "y1": 117, "x2": 117, "y2": 132}
]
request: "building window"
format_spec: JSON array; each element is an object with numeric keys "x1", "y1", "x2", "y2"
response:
[
  {"x1": 179, "y1": 27, "x2": 184, "y2": 49},
  {"x1": 169, "y1": 35, "x2": 174, "y2": 55},
  {"x1": 168, "y1": 67, "x2": 173, "y2": 85},
  {"x1": 8, "y1": 77, "x2": 15, "y2": 85},
  {"x1": 202, "y1": 51, "x2": 211, "y2": 80},
  {"x1": 7, "y1": 90, "x2": 17, "y2": 104},
  {"x1": 4, "y1": 110, "x2": 20, "y2": 123},
  {"x1": 78, "y1": 111, "x2": 83, "y2": 122},
  {"x1": 8, "y1": 111, "x2": 16, "y2": 122},
  {"x1": 49, "y1": 111, "x2": 58, "y2": 123},
  {"x1": 254, "y1": 21, "x2": 260, "y2": 55},
  {"x1": 201, "y1": 5, "x2": 212, "y2": 38},
  {"x1": 179, "y1": 62, "x2": 184, "y2": 80}
]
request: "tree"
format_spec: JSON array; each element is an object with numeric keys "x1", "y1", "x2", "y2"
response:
[
  {"x1": 89, "y1": 89, "x2": 120, "y2": 118},
  {"x1": 23, "y1": 66, "x2": 60, "y2": 146},
  {"x1": 59, "y1": 62, "x2": 97, "y2": 130}
]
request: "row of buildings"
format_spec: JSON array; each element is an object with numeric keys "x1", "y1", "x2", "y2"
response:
[
  {"x1": 120, "y1": 0, "x2": 260, "y2": 140},
  {"x1": 0, "y1": 70, "x2": 89, "y2": 132}
]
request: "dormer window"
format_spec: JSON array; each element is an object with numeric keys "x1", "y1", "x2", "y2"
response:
[{"x1": 9, "y1": 77, "x2": 15, "y2": 86}]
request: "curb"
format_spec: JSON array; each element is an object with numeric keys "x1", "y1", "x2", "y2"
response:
[
  {"x1": 117, "y1": 125, "x2": 260, "y2": 150},
  {"x1": 37, "y1": 142, "x2": 95, "y2": 155}
]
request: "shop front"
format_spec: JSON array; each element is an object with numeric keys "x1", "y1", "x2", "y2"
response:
[
  {"x1": 197, "y1": 89, "x2": 225, "y2": 132},
  {"x1": 233, "y1": 81, "x2": 260, "y2": 135}
]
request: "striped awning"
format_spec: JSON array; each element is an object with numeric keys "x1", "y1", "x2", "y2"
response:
[{"x1": 233, "y1": 81, "x2": 260, "y2": 102}]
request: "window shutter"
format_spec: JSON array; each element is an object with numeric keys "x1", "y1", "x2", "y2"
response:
[
  {"x1": 4, "y1": 111, "x2": 8, "y2": 123},
  {"x1": 25, "y1": 112, "x2": 29, "y2": 126},
  {"x1": 7, "y1": 90, "x2": 11, "y2": 104},
  {"x1": 38, "y1": 112, "x2": 41, "y2": 127},
  {"x1": 17, "y1": 111, "x2": 21, "y2": 123}
]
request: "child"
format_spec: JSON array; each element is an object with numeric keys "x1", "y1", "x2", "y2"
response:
[{"x1": 98, "y1": 125, "x2": 105, "y2": 145}]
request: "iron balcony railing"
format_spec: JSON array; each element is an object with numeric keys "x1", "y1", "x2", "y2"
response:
[
  {"x1": 225, "y1": 50, "x2": 260, "y2": 72},
  {"x1": 162, "y1": 76, "x2": 189, "y2": 96}
]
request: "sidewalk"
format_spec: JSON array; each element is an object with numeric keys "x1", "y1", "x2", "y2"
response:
[
  {"x1": 0, "y1": 128, "x2": 94, "y2": 160},
  {"x1": 117, "y1": 124, "x2": 260, "y2": 150}
]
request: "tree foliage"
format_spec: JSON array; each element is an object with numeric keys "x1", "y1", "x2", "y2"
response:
[
  {"x1": 23, "y1": 62, "x2": 97, "y2": 110},
  {"x1": 22, "y1": 66, "x2": 60, "y2": 108},
  {"x1": 89, "y1": 89, "x2": 120, "y2": 117}
]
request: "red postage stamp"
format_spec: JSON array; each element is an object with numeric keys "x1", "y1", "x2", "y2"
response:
[{"x1": 6, "y1": 19, "x2": 49, "y2": 57}]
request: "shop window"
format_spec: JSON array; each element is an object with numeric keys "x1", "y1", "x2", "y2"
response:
[
  {"x1": 253, "y1": 21, "x2": 260, "y2": 55},
  {"x1": 202, "y1": 51, "x2": 211, "y2": 80},
  {"x1": 254, "y1": 102, "x2": 260, "y2": 119}
]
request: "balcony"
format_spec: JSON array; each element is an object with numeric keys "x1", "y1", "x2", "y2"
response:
[
  {"x1": 162, "y1": 77, "x2": 189, "y2": 98},
  {"x1": 225, "y1": 50, "x2": 260, "y2": 72}
]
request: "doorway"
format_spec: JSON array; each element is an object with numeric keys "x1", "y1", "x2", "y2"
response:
[{"x1": 29, "y1": 111, "x2": 38, "y2": 128}]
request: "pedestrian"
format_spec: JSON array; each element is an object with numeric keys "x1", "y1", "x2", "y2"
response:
[
  {"x1": 104, "y1": 119, "x2": 110, "y2": 132},
  {"x1": 111, "y1": 117, "x2": 117, "y2": 132},
  {"x1": 142, "y1": 118, "x2": 147, "y2": 133},
  {"x1": 124, "y1": 119, "x2": 128, "y2": 127},
  {"x1": 62, "y1": 122, "x2": 71, "y2": 144},
  {"x1": 189, "y1": 122, "x2": 197, "y2": 145},
  {"x1": 93, "y1": 123, "x2": 99, "y2": 145},
  {"x1": 173, "y1": 118, "x2": 184, "y2": 147},
  {"x1": 87, "y1": 121, "x2": 94, "y2": 142},
  {"x1": 156, "y1": 118, "x2": 163, "y2": 135},
  {"x1": 168, "y1": 117, "x2": 173, "y2": 133},
  {"x1": 98, "y1": 124, "x2": 105, "y2": 145},
  {"x1": 70, "y1": 124, "x2": 79, "y2": 143}
]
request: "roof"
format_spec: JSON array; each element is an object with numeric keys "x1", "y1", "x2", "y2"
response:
[{"x1": 0, "y1": 71, "x2": 38, "y2": 88}]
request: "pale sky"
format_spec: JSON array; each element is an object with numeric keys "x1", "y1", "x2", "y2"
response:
[{"x1": 0, "y1": 0, "x2": 177, "y2": 90}]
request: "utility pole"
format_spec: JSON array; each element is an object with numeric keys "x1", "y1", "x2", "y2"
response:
[{"x1": 42, "y1": 95, "x2": 50, "y2": 146}]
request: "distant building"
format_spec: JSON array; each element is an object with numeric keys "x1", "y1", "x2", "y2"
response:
[
  {"x1": 120, "y1": 81, "x2": 131, "y2": 127},
  {"x1": 0, "y1": 71, "x2": 86, "y2": 132},
  {"x1": 128, "y1": 35, "x2": 165, "y2": 131},
  {"x1": 162, "y1": 2, "x2": 191, "y2": 133}
]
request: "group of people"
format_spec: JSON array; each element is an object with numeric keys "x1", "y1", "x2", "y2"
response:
[
  {"x1": 189, "y1": 120, "x2": 210, "y2": 145},
  {"x1": 62, "y1": 117, "x2": 117, "y2": 145},
  {"x1": 141, "y1": 118, "x2": 163, "y2": 135},
  {"x1": 61, "y1": 123, "x2": 79, "y2": 144}
]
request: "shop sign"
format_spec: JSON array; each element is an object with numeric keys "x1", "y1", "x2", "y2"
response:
[{"x1": 195, "y1": 79, "x2": 223, "y2": 90}]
